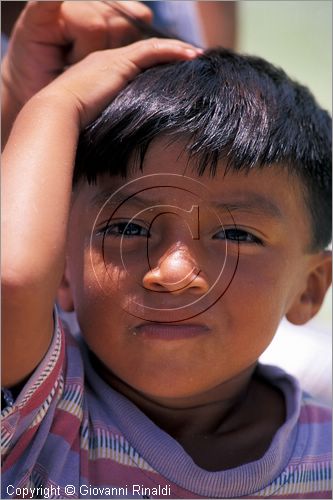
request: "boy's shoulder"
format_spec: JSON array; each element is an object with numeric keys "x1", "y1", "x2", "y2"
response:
[
  {"x1": 297, "y1": 391, "x2": 332, "y2": 459},
  {"x1": 251, "y1": 364, "x2": 331, "y2": 497},
  {"x1": 257, "y1": 362, "x2": 332, "y2": 429},
  {"x1": 299, "y1": 392, "x2": 332, "y2": 425},
  {"x1": 258, "y1": 363, "x2": 331, "y2": 462}
]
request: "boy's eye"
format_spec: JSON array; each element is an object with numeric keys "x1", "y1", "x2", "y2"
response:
[
  {"x1": 212, "y1": 228, "x2": 262, "y2": 244},
  {"x1": 98, "y1": 222, "x2": 150, "y2": 238}
]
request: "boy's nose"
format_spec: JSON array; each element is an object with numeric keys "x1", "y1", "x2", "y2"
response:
[{"x1": 142, "y1": 243, "x2": 209, "y2": 295}]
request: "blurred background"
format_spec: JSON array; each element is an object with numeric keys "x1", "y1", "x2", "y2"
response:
[
  {"x1": 2, "y1": 0, "x2": 331, "y2": 401},
  {"x1": 239, "y1": 1, "x2": 331, "y2": 112}
]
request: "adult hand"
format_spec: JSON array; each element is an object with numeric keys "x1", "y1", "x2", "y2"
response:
[
  {"x1": 2, "y1": 1, "x2": 153, "y2": 103},
  {"x1": 1, "y1": 1, "x2": 153, "y2": 145}
]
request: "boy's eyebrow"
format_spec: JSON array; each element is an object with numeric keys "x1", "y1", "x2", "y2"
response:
[
  {"x1": 90, "y1": 191, "x2": 283, "y2": 219},
  {"x1": 213, "y1": 194, "x2": 284, "y2": 219}
]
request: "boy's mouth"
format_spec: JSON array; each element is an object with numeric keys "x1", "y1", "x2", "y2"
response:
[{"x1": 132, "y1": 323, "x2": 211, "y2": 341}]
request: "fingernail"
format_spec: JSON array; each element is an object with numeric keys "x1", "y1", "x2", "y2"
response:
[{"x1": 185, "y1": 48, "x2": 201, "y2": 57}]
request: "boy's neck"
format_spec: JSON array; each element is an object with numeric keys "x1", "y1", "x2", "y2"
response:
[
  {"x1": 91, "y1": 354, "x2": 286, "y2": 471},
  {"x1": 92, "y1": 353, "x2": 256, "y2": 435}
]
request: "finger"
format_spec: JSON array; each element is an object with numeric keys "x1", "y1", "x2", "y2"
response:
[
  {"x1": 13, "y1": 1, "x2": 69, "y2": 47},
  {"x1": 83, "y1": 39, "x2": 202, "y2": 98},
  {"x1": 110, "y1": 1, "x2": 153, "y2": 24},
  {"x1": 102, "y1": 2, "x2": 153, "y2": 47},
  {"x1": 61, "y1": 2, "x2": 111, "y2": 63},
  {"x1": 19, "y1": 1, "x2": 63, "y2": 26},
  {"x1": 62, "y1": 1, "x2": 154, "y2": 64},
  {"x1": 120, "y1": 38, "x2": 203, "y2": 71}
]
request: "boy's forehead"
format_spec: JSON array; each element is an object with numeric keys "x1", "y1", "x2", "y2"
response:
[
  {"x1": 87, "y1": 180, "x2": 284, "y2": 221},
  {"x1": 81, "y1": 173, "x2": 300, "y2": 225}
]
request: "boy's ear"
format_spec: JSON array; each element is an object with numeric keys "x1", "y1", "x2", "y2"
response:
[
  {"x1": 57, "y1": 264, "x2": 74, "y2": 312},
  {"x1": 286, "y1": 250, "x2": 332, "y2": 325}
]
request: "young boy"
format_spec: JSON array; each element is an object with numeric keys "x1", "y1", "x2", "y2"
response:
[{"x1": 2, "y1": 3, "x2": 332, "y2": 499}]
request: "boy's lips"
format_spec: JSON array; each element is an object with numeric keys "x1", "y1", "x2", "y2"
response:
[{"x1": 133, "y1": 323, "x2": 211, "y2": 340}]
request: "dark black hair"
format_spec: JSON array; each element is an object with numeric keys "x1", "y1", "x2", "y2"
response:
[{"x1": 74, "y1": 48, "x2": 332, "y2": 251}]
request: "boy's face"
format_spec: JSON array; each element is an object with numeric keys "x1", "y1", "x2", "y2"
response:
[{"x1": 63, "y1": 137, "x2": 330, "y2": 402}]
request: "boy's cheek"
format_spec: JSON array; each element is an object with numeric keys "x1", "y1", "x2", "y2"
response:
[
  {"x1": 226, "y1": 255, "x2": 297, "y2": 322},
  {"x1": 72, "y1": 246, "x2": 145, "y2": 322}
]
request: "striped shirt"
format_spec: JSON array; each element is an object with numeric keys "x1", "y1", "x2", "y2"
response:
[{"x1": 1, "y1": 311, "x2": 331, "y2": 498}]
